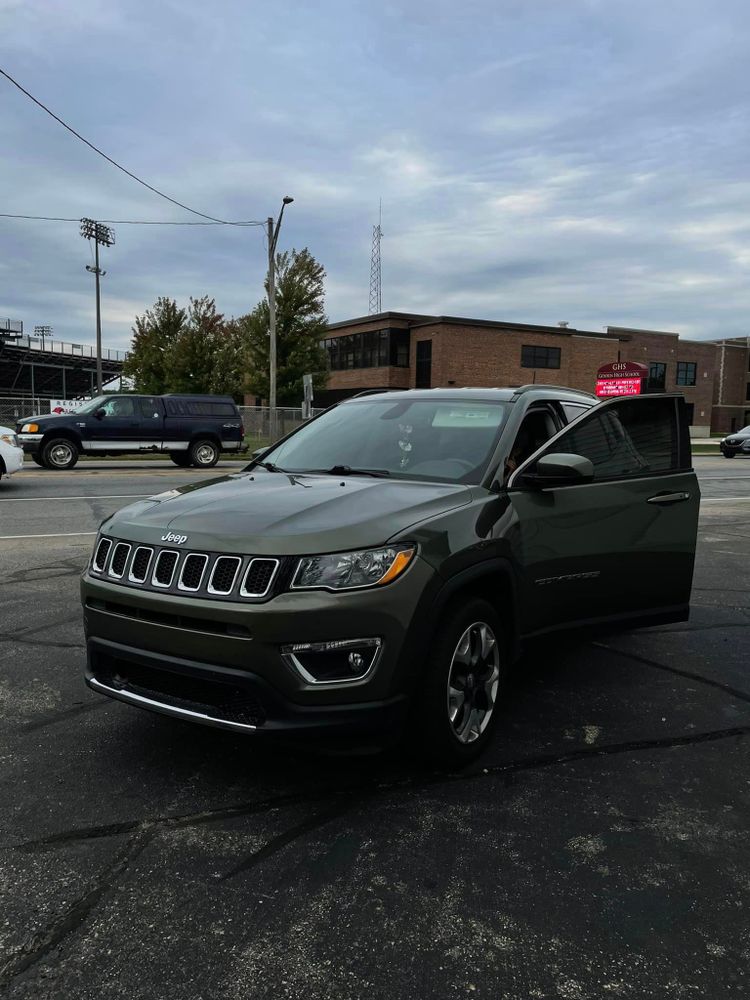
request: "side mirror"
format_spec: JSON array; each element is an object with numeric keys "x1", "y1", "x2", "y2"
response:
[
  {"x1": 94, "y1": 408, "x2": 106, "y2": 420},
  {"x1": 521, "y1": 453, "x2": 594, "y2": 488}
]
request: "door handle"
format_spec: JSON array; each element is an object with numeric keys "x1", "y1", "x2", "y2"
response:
[{"x1": 647, "y1": 492, "x2": 690, "y2": 505}]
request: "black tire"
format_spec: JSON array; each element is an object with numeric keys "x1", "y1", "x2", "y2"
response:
[
  {"x1": 169, "y1": 451, "x2": 191, "y2": 467},
  {"x1": 31, "y1": 453, "x2": 45, "y2": 467},
  {"x1": 188, "y1": 438, "x2": 220, "y2": 468},
  {"x1": 723, "y1": 452, "x2": 735, "y2": 458},
  {"x1": 412, "y1": 597, "x2": 507, "y2": 767},
  {"x1": 41, "y1": 437, "x2": 79, "y2": 470}
]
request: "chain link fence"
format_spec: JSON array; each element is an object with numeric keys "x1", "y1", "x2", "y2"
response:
[{"x1": 0, "y1": 397, "x2": 47, "y2": 426}]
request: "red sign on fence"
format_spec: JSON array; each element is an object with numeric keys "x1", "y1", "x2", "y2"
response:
[{"x1": 595, "y1": 361, "x2": 648, "y2": 398}]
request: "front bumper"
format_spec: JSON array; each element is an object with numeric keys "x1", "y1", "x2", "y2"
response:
[
  {"x1": 721, "y1": 441, "x2": 750, "y2": 456},
  {"x1": 2, "y1": 445, "x2": 24, "y2": 475},
  {"x1": 86, "y1": 637, "x2": 407, "y2": 736},
  {"x1": 81, "y1": 555, "x2": 436, "y2": 735},
  {"x1": 17, "y1": 433, "x2": 43, "y2": 455}
]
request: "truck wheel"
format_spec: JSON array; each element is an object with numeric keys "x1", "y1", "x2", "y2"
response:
[
  {"x1": 414, "y1": 598, "x2": 507, "y2": 767},
  {"x1": 723, "y1": 452, "x2": 735, "y2": 458},
  {"x1": 169, "y1": 451, "x2": 191, "y2": 467},
  {"x1": 31, "y1": 453, "x2": 45, "y2": 467},
  {"x1": 41, "y1": 438, "x2": 79, "y2": 470},
  {"x1": 189, "y1": 439, "x2": 220, "y2": 468}
]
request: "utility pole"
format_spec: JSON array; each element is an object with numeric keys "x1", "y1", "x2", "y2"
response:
[
  {"x1": 80, "y1": 218, "x2": 115, "y2": 394},
  {"x1": 267, "y1": 196, "x2": 294, "y2": 439}
]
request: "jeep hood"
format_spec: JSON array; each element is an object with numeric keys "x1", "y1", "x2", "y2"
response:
[{"x1": 104, "y1": 470, "x2": 473, "y2": 555}]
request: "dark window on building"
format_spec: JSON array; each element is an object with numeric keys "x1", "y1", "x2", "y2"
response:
[
  {"x1": 649, "y1": 362, "x2": 667, "y2": 390},
  {"x1": 323, "y1": 329, "x2": 410, "y2": 371},
  {"x1": 676, "y1": 362, "x2": 696, "y2": 386},
  {"x1": 684, "y1": 402, "x2": 695, "y2": 425},
  {"x1": 416, "y1": 340, "x2": 432, "y2": 388},
  {"x1": 521, "y1": 345, "x2": 561, "y2": 369},
  {"x1": 543, "y1": 397, "x2": 679, "y2": 480}
]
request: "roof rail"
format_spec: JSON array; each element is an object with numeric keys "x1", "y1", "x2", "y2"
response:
[
  {"x1": 350, "y1": 388, "x2": 403, "y2": 398},
  {"x1": 510, "y1": 384, "x2": 597, "y2": 400}
]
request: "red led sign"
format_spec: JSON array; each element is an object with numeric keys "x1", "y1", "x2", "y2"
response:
[{"x1": 595, "y1": 361, "x2": 648, "y2": 398}]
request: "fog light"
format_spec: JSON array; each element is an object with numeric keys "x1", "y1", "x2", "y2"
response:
[{"x1": 281, "y1": 638, "x2": 382, "y2": 684}]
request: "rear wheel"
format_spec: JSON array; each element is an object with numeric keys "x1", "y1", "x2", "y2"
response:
[
  {"x1": 188, "y1": 438, "x2": 220, "y2": 468},
  {"x1": 169, "y1": 451, "x2": 191, "y2": 467},
  {"x1": 41, "y1": 438, "x2": 79, "y2": 470},
  {"x1": 413, "y1": 598, "x2": 506, "y2": 766}
]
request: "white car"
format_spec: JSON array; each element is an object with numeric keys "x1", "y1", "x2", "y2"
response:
[{"x1": 0, "y1": 425, "x2": 24, "y2": 482}]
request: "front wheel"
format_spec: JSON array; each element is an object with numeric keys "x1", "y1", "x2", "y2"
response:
[
  {"x1": 41, "y1": 438, "x2": 79, "y2": 470},
  {"x1": 723, "y1": 452, "x2": 735, "y2": 458},
  {"x1": 189, "y1": 438, "x2": 220, "y2": 468},
  {"x1": 31, "y1": 453, "x2": 45, "y2": 467},
  {"x1": 169, "y1": 451, "x2": 191, "y2": 467},
  {"x1": 413, "y1": 598, "x2": 507, "y2": 766}
]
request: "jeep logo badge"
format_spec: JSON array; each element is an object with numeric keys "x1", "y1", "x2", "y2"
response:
[{"x1": 161, "y1": 532, "x2": 188, "y2": 545}]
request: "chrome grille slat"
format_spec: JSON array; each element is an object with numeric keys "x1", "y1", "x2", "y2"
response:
[
  {"x1": 108, "y1": 542, "x2": 131, "y2": 579},
  {"x1": 128, "y1": 546, "x2": 154, "y2": 583},
  {"x1": 152, "y1": 550, "x2": 180, "y2": 588},
  {"x1": 207, "y1": 556, "x2": 241, "y2": 595},
  {"x1": 178, "y1": 553, "x2": 209, "y2": 592},
  {"x1": 93, "y1": 537, "x2": 112, "y2": 573},
  {"x1": 240, "y1": 558, "x2": 279, "y2": 598}
]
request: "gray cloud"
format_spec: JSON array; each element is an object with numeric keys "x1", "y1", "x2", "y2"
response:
[{"x1": 1, "y1": 0, "x2": 749, "y2": 352}]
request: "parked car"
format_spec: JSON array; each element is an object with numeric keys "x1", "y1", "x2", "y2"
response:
[
  {"x1": 81, "y1": 386, "x2": 699, "y2": 764},
  {"x1": 0, "y1": 425, "x2": 24, "y2": 482},
  {"x1": 16, "y1": 394, "x2": 246, "y2": 470},
  {"x1": 719, "y1": 425, "x2": 750, "y2": 458}
]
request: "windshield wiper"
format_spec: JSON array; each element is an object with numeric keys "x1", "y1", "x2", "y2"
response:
[
  {"x1": 323, "y1": 465, "x2": 391, "y2": 478},
  {"x1": 255, "y1": 460, "x2": 285, "y2": 473}
]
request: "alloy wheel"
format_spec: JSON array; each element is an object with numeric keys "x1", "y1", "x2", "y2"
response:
[{"x1": 446, "y1": 621, "x2": 500, "y2": 744}]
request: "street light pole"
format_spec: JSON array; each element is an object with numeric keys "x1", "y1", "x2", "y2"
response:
[
  {"x1": 80, "y1": 218, "x2": 115, "y2": 395},
  {"x1": 267, "y1": 196, "x2": 293, "y2": 438}
]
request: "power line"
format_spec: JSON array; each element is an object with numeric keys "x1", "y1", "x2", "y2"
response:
[
  {"x1": 0, "y1": 212, "x2": 263, "y2": 227},
  {"x1": 0, "y1": 66, "x2": 256, "y2": 225}
]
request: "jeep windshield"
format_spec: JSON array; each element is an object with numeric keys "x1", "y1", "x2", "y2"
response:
[{"x1": 260, "y1": 398, "x2": 508, "y2": 484}]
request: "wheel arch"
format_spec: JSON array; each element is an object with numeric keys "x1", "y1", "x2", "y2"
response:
[
  {"x1": 41, "y1": 427, "x2": 82, "y2": 449},
  {"x1": 398, "y1": 558, "x2": 521, "y2": 694}
]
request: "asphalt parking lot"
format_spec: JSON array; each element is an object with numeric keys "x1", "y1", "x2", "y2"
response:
[{"x1": 1, "y1": 456, "x2": 749, "y2": 999}]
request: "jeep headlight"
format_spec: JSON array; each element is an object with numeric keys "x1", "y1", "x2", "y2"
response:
[
  {"x1": 0, "y1": 432, "x2": 18, "y2": 447},
  {"x1": 292, "y1": 545, "x2": 415, "y2": 591}
]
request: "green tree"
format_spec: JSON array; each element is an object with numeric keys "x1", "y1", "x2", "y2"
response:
[
  {"x1": 242, "y1": 248, "x2": 329, "y2": 405},
  {"x1": 123, "y1": 297, "x2": 185, "y2": 393},
  {"x1": 167, "y1": 296, "x2": 226, "y2": 393}
]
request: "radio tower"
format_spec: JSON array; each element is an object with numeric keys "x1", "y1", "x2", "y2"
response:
[{"x1": 368, "y1": 200, "x2": 382, "y2": 314}]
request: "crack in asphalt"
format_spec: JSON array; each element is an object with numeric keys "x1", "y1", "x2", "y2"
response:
[
  {"x1": 592, "y1": 642, "x2": 750, "y2": 704},
  {"x1": 23, "y1": 699, "x2": 109, "y2": 733},
  {"x1": 0, "y1": 559, "x2": 85, "y2": 588},
  {"x1": 0, "y1": 632, "x2": 85, "y2": 650},
  {"x1": 0, "y1": 827, "x2": 153, "y2": 989}
]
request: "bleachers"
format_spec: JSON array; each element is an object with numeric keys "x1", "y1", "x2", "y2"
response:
[{"x1": 0, "y1": 336, "x2": 126, "y2": 399}]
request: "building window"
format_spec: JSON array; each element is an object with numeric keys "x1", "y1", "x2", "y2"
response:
[
  {"x1": 676, "y1": 362, "x2": 697, "y2": 386},
  {"x1": 649, "y1": 362, "x2": 667, "y2": 391},
  {"x1": 323, "y1": 328, "x2": 410, "y2": 371},
  {"x1": 521, "y1": 345, "x2": 561, "y2": 369},
  {"x1": 415, "y1": 340, "x2": 432, "y2": 388}
]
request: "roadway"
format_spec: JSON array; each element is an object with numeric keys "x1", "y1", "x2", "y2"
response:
[{"x1": 0, "y1": 456, "x2": 749, "y2": 998}]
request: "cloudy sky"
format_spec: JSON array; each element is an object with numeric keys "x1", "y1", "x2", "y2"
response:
[{"x1": 2, "y1": 0, "x2": 749, "y2": 351}]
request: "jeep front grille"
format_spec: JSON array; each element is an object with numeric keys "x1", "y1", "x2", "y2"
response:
[
  {"x1": 108, "y1": 542, "x2": 131, "y2": 579},
  {"x1": 208, "y1": 556, "x2": 241, "y2": 595},
  {"x1": 93, "y1": 537, "x2": 112, "y2": 573},
  {"x1": 240, "y1": 558, "x2": 278, "y2": 598},
  {"x1": 90, "y1": 537, "x2": 284, "y2": 603},
  {"x1": 153, "y1": 550, "x2": 179, "y2": 588}
]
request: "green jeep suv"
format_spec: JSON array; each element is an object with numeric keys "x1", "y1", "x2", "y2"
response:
[{"x1": 81, "y1": 386, "x2": 699, "y2": 763}]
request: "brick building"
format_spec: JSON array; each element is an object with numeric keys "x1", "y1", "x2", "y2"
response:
[{"x1": 320, "y1": 312, "x2": 741, "y2": 435}]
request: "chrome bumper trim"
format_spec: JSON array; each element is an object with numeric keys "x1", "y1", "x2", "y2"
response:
[{"x1": 88, "y1": 677, "x2": 258, "y2": 730}]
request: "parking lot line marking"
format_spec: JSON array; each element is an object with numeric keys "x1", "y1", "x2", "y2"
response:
[
  {"x1": 701, "y1": 497, "x2": 750, "y2": 502},
  {"x1": 0, "y1": 531, "x2": 97, "y2": 539},
  {"x1": 0, "y1": 494, "x2": 150, "y2": 503}
]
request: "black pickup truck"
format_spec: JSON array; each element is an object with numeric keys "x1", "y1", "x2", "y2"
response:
[{"x1": 17, "y1": 393, "x2": 246, "y2": 469}]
